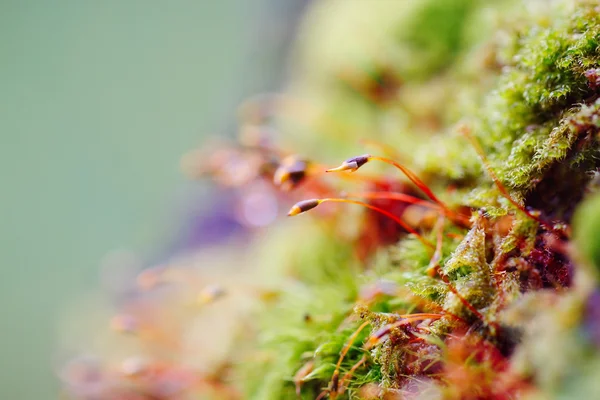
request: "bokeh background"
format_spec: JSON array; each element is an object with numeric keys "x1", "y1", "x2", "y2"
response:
[{"x1": 0, "y1": 1, "x2": 306, "y2": 398}]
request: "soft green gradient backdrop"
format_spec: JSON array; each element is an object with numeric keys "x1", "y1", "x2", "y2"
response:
[{"x1": 0, "y1": 1, "x2": 292, "y2": 397}]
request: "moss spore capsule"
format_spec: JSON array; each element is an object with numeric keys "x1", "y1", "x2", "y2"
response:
[
  {"x1": 273, "y1": 156, "x2": 310, "y2": 191},
  {"x1": 287, "y1": 198, "x2": 321, "y2": 216},
  {"x1": 289, "y1": 196, "x2": 435, "y2": 248},
  {"x1": 326, "y1": 154, "x2": 371, "y2": 172}
]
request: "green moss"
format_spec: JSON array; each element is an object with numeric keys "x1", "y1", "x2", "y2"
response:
[
  {"x1": 574, "y1": 192, "x2": 600, "y2": 274},
  {"x1": 60, "y1": 1, "x2": 600, "y2": 399},
  {"x1": 461, "y1": 2, "x2": 600, "y2": 213},
  {"x1": 396, "y1": 0, "x2": 480, "y2": 79},
  {"x1": 243, "y1": 2, "x2": 600, "y2": 396},
  {"x1": 240, "y1": 282, "x2": 363, "y2": 399}
]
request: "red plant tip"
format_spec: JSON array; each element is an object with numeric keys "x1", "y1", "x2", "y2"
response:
[
  {"x1": 364, "y1": 325, "x2": 396, "y2": 349},
  {"x1": 326, "y1": 154, "x2": 371, "y2": 173},
  {"x1": 287, "y1": 199, "x2": 321, "y2": 216}
]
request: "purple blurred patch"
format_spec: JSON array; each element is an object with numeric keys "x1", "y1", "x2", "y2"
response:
[
  {"x1": 178, "y1": 190, "x2": 246, "y2": 251},
  {"x1": 584, "y1": 289, "x2": 600, "y2": 348}
]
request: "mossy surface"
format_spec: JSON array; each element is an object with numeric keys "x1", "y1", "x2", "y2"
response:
[
  {"x1": 61, "y1": 1, "x2": 600, "y2": 399},
  {"x1": 236, "y1": 1, "x2": 600, "y2": 398}
]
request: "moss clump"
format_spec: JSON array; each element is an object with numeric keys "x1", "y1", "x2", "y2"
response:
[
  {"x1": 235, "y1": 1, "x2": 600, "y2": 398},
  {"x1": 61, "y1": 1, "x2": 600, "y2": 399},
  {"x1": 461, "y1": 1, "x2": 600, "y2": 217},
  {"x1": 574, "y1": 192, "x2": 600, "y2": 275}
]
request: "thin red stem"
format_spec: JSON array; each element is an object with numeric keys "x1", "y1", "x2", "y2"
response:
[
  {"x1": 330, "y1": 320, "x2": 370, "y2": 398},
  {"x1": 461, "y1": 127, "x2": 555, "y2": 231},
  {"x1": 337, "y1": 355, "x2": 367, "y2": 396},
  {"x1": 344, "y1": 191, "x2": 440, "y2": 210},
  {"x1": 321, "y1": 198, "x2": 435, "y2": 249},
  {"x1": 426, "y1": 216, "x2": 446, "y2": 275},
  {"x1": 365, "y1": 314, "x2": 443, "y2": 348},
  {"x1": 367, "y1": 156, "x2": 468, "y2": 226},
  {"x1": 369, "y1": 156, "x2": 446, "y2": 210},
  {"x1": 335, "y1": 321, "x2": 370, "y2": 372},
  {"x1": 437, "y1": 273, "x2": 494, "y2": 329}
]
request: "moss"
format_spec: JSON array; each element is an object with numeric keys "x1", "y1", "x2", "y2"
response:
[
  {"x1": 241, "y1": 1, "x2": 600, "y2": 398},
  {"x1": 240, "y1": 282, "x2": 363, "y2": 399},
  {"x1": 241, "y1": 1, "x2": 600, "y2": 397},
  {"x1": 62, "y1": 1, "x2": 600, "y2": 399},
  {"x1": 395, "y1": 0, "x2": 480, "y2": 79},
  {"x1": 574, "y1": 192, "x2": 600, "y2": 274},
  {"x1": 461, "y1": 2, "x2": 600, "y2": 214}
]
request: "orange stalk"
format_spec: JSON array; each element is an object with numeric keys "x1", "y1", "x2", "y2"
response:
[
  {"x1": 344, "y1": 191, "x2": 440, "y2": 210},
  {"x1": 326, "y1": 154, "x2": 469, "y2": 226},
  {"x1": 287, "y1": 198, "x2": 435, "y2": 249},
  {"x1": 460, "y1": 125, "x2": 554, "y2": 232},
  {"x1": 329, "y1": 320, "x2": 370, "y2": 399}
]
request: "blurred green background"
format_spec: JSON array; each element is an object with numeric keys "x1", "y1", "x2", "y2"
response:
[{"x1": 0, "y1": 1, "x2": 303, "y2": 398}]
